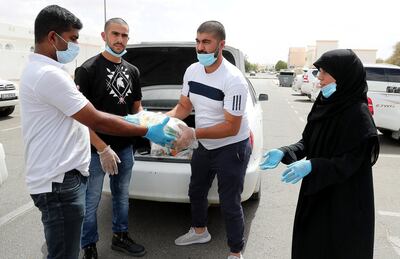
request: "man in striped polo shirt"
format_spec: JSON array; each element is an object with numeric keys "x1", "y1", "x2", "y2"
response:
[{"x1": 167, "y1": 20, "x2": 251, "y2": 259}]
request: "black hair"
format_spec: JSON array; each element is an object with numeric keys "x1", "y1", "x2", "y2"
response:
[
  {"x1": 34, "y1": 5, "x2": 82, "y2": 43},
  {"x1": 197, "y1": 20, "x2": 226, "y2": 41},
  {"x1": 104, "y1": 17, "x2": 129, "y2": 31}
]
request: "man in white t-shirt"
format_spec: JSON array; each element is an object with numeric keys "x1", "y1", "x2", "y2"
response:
[
  {"x1": 167, "y1": 21, "x2": 251, "y2": 259},
  {"x1": 19, "y1": 5, "x2": 174, "y2": 259}
]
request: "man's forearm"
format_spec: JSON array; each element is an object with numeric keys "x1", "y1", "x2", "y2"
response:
[
  {"x1": 195, "y1": 121, "x2": 239, "y2": 139},
  {"x1": 73, "y1": 103, "x2": 148, "y2": 137},
  {"x1": 89, "y1": 129, "x2": 107, "y2": 152},
  {"x1": 89, "y1": 111, "x2": 148, "y2": 137}
]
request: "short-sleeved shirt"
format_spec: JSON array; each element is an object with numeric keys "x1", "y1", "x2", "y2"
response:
[
  {"x1": 74, "y1": 54, "x2": 142, "y2": 151},
  {"x1": 181, "y1": 58, "x2": 250, "y2": 150},
  {"x1": 19, "y1": 53, "x2": 90, "y2": 194}
]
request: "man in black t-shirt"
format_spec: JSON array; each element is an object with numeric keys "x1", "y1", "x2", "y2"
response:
[{"x1": 74, "y1": 18, "x2": 146, "y2": 258}]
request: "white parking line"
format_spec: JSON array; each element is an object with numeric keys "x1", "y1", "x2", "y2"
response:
[
  {"x1": 379, "y1": 154, "x2": 400, "y2": 159},
  {"x1": 388, "y1": 234, "x2": 400, "y2": 256},
  {"x1": 0, "y1": 201, "x2": 34, "y2": 227},
  {"x1": 378, "y1": 210, "x2": 400, "y2": 217},
  {"x1": 0, "y1": 126, "x2": 21, "y2": 132}
]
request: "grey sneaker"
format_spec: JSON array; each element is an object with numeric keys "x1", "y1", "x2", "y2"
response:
[
  {"x1": 227, "y1": 254, "x2": 243, "y2": 259},
  {"x1": 174, "y1": 227, "x2": 211, "y2": 246}
]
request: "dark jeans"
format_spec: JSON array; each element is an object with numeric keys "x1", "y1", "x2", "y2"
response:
[
  {"x1": 31, "y1": 170, "x2": 87, "y2": 259},
  {"x1": 189, "y1": 138, "x2": 252, "y2": 253}
]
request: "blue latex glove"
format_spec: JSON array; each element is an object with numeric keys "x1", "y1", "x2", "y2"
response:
[
  {"x1": 259, "y1": 149, "x2": 284, "y2": 170},
  {"x1": 124, "y1": 114, "x2": 140, "y2": 125},
  {"x1": 144, "y1": 117, "x2": 176, "y2": 146},
  {"x1": 281, "y1": 160, "x2": 312, "y2": 184}
]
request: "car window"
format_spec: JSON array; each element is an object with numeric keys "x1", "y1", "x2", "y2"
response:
[
  {"x1": 222, "y1": 50, "x2": 236, "y2": 67},
  {"x1": 365, "y1": 67, "x2": 387, "y2": 82},
  {"x1": 385, "y1": 68, "x2": 400, "y2": 83},
  {"x1": 124, "y1": 47, "x2": 237, "y2": 87},
  {"x1": 311, "y1": 70, "x2": 318, "y2": 77}
]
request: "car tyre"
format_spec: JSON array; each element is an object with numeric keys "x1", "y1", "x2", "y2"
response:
[{"x1": 0, "y1": 106, "x2": 15, "y2": 117}]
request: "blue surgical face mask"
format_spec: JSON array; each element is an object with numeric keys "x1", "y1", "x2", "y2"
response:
[
  {"x1": 105, "y1": 44, "x2": 127, "y2": 58},
  {"x1": 53, "y1": 33, "x2": 80, "y2": 64},
  {"x1": 321, "y1": 82, "x2": 337, "y2": 98},
  {"x1": 197, "y1": 46, "x2": 219, "y2": 67}
]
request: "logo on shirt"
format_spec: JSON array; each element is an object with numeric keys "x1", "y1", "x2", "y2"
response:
[
  {"x1": 232, "y1": 95, "x2": 242, "y2": 111},
  {"x1": 106, "y1": 65, "x2": 132, "y2": 104}
]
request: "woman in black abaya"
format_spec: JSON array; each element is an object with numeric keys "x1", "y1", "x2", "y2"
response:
[{"x1": 259, "y1": 49, "x2": 379, "y2": 259}]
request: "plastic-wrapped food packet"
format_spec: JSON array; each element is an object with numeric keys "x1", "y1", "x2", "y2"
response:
[{"x1": 125, "y1": 111, "x2": 194, "y2": 157}]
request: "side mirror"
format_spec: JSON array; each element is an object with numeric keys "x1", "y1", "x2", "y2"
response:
[{"x1": 258, "y1": 93, "x2": 268, "y2": 101}]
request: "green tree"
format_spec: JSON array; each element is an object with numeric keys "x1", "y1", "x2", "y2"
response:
[
  {"x1": 386, "y1": 42, "x2": 400, "y2": 66},
  {"x1": 275, "y1": 60, "x2": 287, "y2": 71},
  {"x1": 244, "y1": 55, "x2": 258, "y2": 72},
  {"x1": 245, "y1": 58, "x2": 252, "y2": 72}
]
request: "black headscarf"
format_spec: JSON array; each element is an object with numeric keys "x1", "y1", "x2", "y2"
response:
[
  {"x1": 302, "y1": 49, "x2": 379, "y2": 164},
  {"x1": 308, "y1": 49, "x2": 368, "y2": 121}
]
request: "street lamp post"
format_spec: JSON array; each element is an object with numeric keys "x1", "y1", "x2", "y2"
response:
[{"x1": 104, "y1": 0, "x2": 107, "y2": 24}]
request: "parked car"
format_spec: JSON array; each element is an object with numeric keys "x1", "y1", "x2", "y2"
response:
[
  {"x1": 249, "y1": 71, "x2": 256, "y2": 76},
  {"x1": 364, "y1": 63, "x2": 400, "y2": 139},
  {"x1": 0, "y1": 78, "x2": 18, "y2": 117},
  {"x1": 292, "y1": 68, "x2": 308, "y2": 94},
  {"x1": 300, "y1": 68, "x2": 319, "y2": 98},
  {"x1": 309, "y1": 81, "x2": 320, "y2": 102},
  {"x1": 103, "y1": 42, "x2": 267, "y2": 203}
]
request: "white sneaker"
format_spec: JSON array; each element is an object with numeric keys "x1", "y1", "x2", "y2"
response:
[
  {"x1": 174, "y1": 227, "x2": 211, "y2": 246},
  {"x1": 227, "y1": 254, "x2": 243, "y2": 259}
]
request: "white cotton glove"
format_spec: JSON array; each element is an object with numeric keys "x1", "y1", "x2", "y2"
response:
[
  {"x1": 174, "y1": 124, "x2": 198, "y2": 151},
  {"x1": 97, "y1": 145, "x2": 121, "y2": 175}
]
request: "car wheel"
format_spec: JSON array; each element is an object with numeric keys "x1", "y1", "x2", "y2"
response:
[
  {"x1": 250, "y1": 180, "x2": 261, "y2": 201},
  {"x1": 0, "y1": 106, "x2": 15, "y2": 117}
]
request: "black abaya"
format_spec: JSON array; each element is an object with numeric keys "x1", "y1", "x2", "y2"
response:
[{"x1": 279, "y1": 49, "x2": 379, "y2": 259}]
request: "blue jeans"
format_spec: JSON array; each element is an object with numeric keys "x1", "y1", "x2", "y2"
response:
[
  {"x1": 30, "y1": 170, "x2": 87, "y2": 259},
  {"x1": 81, "y1": 146, "x2": 134, "y2": 248}
]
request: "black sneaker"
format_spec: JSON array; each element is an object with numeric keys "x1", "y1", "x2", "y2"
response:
[
  {"x1": 111, "y1": 232, "x2": 146, "y2": 257},
  {"x1": 82, "y1": 243, "x2": 98, "y2": 259}
]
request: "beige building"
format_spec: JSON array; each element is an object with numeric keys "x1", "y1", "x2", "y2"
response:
[
  {"x1": 352, "y1": 49, "x2": 377, "y2": 64},
  {"x1": 315, "y1": 40, "x2": 339, "y2": 61},
  {"x1": 288, "y1": 47, "x2": 306, "y2": 69},
  {"x1": 305, "y1": 45, "x2": 316, "y2": 68},
  {"x1": 291, "y1": 40, "x2": 377, "y2": 69}
]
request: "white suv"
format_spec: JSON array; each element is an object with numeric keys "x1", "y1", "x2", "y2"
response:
[
  {"x1": 0, "y1": 79, "x2": 18, "y2": 117},
  {"x1": 365, "y1": 63, "x2": 400, "y2": 139}
]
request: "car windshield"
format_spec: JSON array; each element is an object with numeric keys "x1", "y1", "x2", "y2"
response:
[{"x1": 123, "y1": 46, "x2": 236, "y2": 87}]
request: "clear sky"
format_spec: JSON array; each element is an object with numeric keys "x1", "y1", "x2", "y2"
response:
[{"x1": 0, "y1": 0, "x2": 398, "y2": 64}]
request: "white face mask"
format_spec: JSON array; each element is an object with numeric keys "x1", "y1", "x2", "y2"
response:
[
  {"x1": 105, "y1": 44, "x2": 127, "y2": 58},
  {"x1": 52, "y1": 33, "x2": 80, "y2": 63}
]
